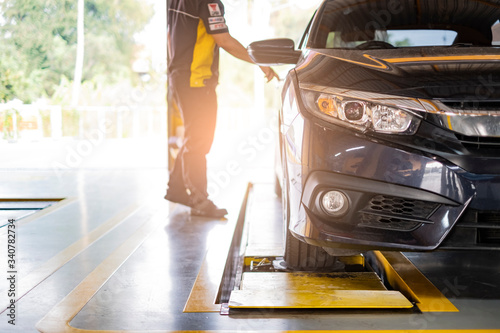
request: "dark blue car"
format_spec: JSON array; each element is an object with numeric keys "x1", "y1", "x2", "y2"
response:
[{"x1": 249, "y1": 0, "x2": 500, "y2": 270}]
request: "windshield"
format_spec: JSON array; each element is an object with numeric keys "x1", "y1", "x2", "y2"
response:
[{"x1": 310, "y1": 0, "x2": 500, "y2": 49}]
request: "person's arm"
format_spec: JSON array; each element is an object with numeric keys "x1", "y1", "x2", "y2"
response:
[{"x1": 212, "y1": 32, "x2": 279, "y2": 82}]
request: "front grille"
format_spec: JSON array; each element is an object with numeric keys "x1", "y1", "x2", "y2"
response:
[
  {"x1": 358, "y1": 195, "x2": 440, "y2": 231},
  {"x1": 442, "y1": 101, "x2": 500, "y2": 112},
  {"x1": 478, "y1": 228, "x2": 500, "y2": 244},
  {"x1": 441, "y1": 210, "x2": 500, "y2": 248},
  {"x1": 359, "y1": 214, "x2": 422, "y2": 231},
  {"x1": 367, "y1": 196, "x2": 437, "y2": 218},
  {"x1": 478, "y1": 212, "x2": 500, "y2": 224},
  {"x1": 455, "y1": 134, "x2": 500, "y2": 150}
]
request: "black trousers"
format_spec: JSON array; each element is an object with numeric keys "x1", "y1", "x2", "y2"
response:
[{"x1": 168, "y1": 77, "x2": 218, "y2": 197}]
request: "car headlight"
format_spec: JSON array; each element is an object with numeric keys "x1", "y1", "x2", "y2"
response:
[{"x1": 302, "y1": 89, "x2": 420, "y2": 134}]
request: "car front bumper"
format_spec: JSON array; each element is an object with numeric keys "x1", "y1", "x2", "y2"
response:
[
  {"x1": 297, "y1": 170, "x2": 471, "y2": 251},
  {"x1": 289, "y1": 120, "x2": 500, "y2": 251}
]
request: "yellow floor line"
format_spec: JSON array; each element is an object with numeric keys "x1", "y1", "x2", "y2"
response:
[
  {"x1": 183, "y1": 185, "x2": 250, "y2": 313},
  {"x1": 35, "y1": 205, "x2": 171, "y2": 333},
  {"x1": 0, "y1": 201, "x2": 144, "y2": 313},
  {"x1": 183, "y1": 221, "x2": 236, "y2": 313}
]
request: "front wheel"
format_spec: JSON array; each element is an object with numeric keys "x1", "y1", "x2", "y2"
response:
[
  {"x1": 280, "y1": 143, "x2": 337, "y2": 270},
  {"x1": 284, "y1": 225, "x2": 338, "y2": 270}
]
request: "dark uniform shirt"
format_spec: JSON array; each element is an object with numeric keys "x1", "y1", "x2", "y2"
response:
[{"x1": 167, "y1": 0, "x2": 229, "y2": 88}]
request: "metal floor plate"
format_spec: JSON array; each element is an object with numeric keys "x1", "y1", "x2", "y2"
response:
[
  {"x1": 239, "y1": 272, "x2": 388, "y2": 291},
  {"x1": 229, "y1": 289, "x2": 413, "y2": 309},
  {"x1": 230, "y1": 271, "x2": 412, "y2": 309}
]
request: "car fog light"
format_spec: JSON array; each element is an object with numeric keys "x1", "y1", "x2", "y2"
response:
[{"x1": 321, "y1": 190, "x2": 349, "y2": 216}]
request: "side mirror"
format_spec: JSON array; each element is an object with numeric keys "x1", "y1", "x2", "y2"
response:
[{"x1": 247, "y1": 38, "x2": 301, "y2": 65}]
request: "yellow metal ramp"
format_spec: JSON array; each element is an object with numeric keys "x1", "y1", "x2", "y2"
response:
[{"x1": 229, "y1": 271, "x2": 413, "y2": 309}]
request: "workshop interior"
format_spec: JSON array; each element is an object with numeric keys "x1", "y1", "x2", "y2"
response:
[{"x1": 1, "y1": 0, "x2": 500, "y2": 332}]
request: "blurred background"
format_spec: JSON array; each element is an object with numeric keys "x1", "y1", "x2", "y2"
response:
[{"x1": 0, "y1": 0, "x2": 319, "y2": 192}]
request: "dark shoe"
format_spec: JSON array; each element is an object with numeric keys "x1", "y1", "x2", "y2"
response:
[
  {"x1": 191, "y1": 197, "x2": 228, "y2": 218},
  {"x1": 164, "y1": 189, "x2": 193, "y2": 207}
]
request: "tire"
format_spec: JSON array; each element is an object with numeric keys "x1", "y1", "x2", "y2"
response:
[
  {"x1": 280, "y1": 138, "x2": 337, "y2": 271},
  {"x1": 284, "y1": 229, "x2": 337, "y2": 270}
]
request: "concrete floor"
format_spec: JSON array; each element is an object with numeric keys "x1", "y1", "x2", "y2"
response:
[{"x1": 1, "y1": 139, "x2": 500, "y2": 332}]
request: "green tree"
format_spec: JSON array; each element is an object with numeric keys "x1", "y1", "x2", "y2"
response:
[
  {"x1": 0, "y1": 44, "x2": 28, "y2": 102},
  {"x1": 0, "y1": 0, "x2": 153, "y2": 103}
]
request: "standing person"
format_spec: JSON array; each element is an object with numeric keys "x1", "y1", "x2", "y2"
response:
[{"x1": 166, "y1": 0, "x2": 278, "y2": 218}]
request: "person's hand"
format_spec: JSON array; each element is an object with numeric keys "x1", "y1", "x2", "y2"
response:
[{"x1": 259, "y1": 66, "x2": 280, "y2": 82}]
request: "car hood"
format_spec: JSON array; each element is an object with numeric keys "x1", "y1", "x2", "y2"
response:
[{"x1": 295, "y1": 47, "x2": 500, "y2": 101}]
